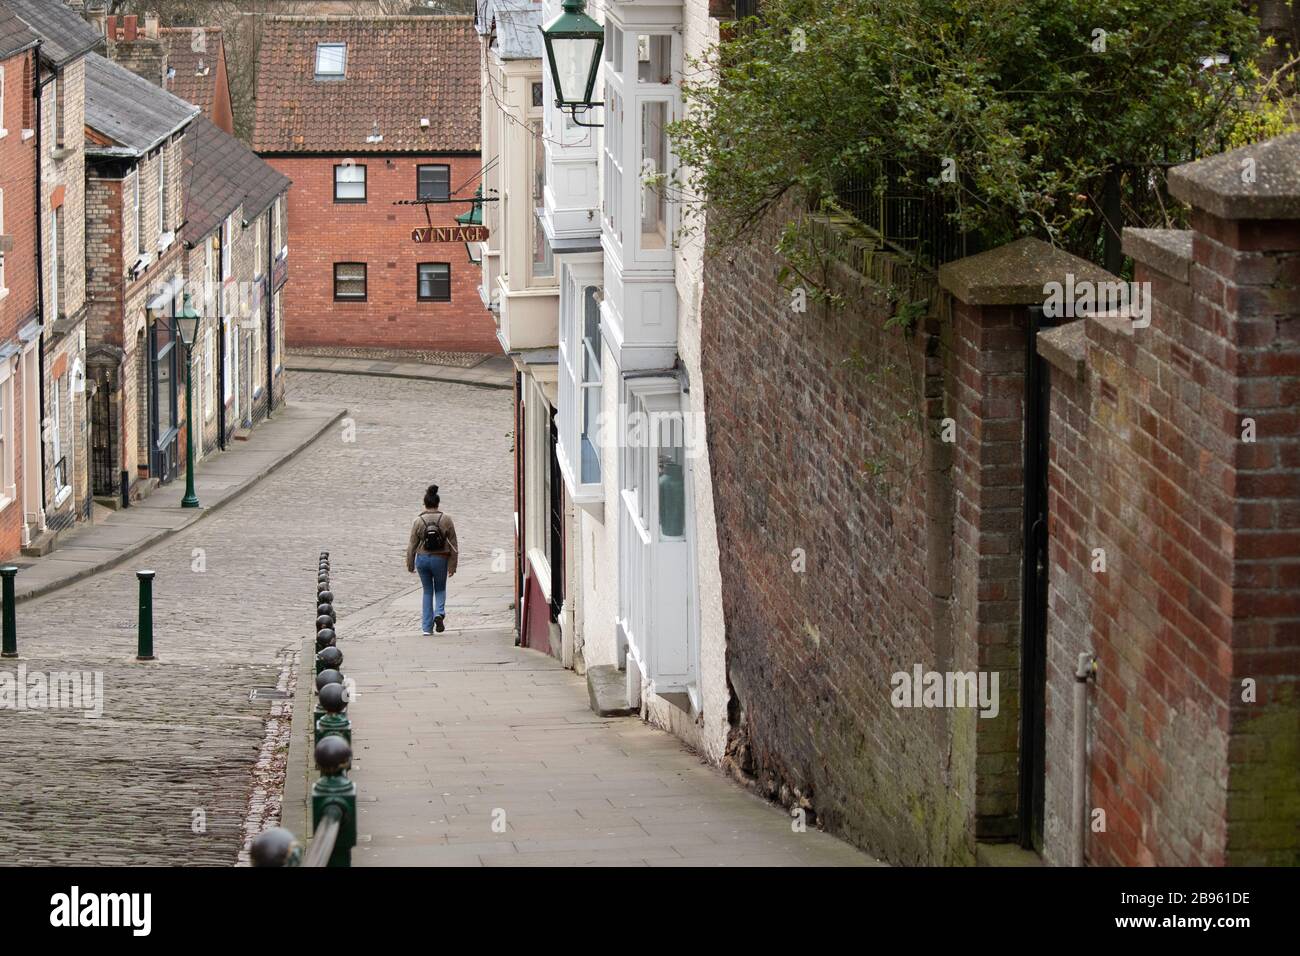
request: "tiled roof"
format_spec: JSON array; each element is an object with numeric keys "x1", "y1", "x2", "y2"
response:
[
  {"x1": 0, "y1": 1, "x2": 39, "y2": 62},
  {"x1": 252, "y1": 16, "x2": 479, "y2": 154},
  {"x1": 159, "y1": 26, "x2": 225, "y2": 118},
  {"x1": 183, "y1": 114, "x2": 291, "y2": 245},
  {"x1": 85, "y1": 52, "x2": 199, "y2": 157},
  {"x1": 5, "y1": 0, "x2": 103, "y2": 66}
]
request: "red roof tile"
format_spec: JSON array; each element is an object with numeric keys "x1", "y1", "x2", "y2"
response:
[
  {"x1": 159, "y1": 26, "x2": 226, "y2": 120},
  {"x1": 252, "y1": 16, "x2": 480, "y2": 155}
]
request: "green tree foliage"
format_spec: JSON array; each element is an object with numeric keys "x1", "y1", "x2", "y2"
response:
[{"x1": 671, "y1": 0, "x2": 1294, "y2": 265}]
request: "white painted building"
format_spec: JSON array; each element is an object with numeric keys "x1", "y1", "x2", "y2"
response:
[
  {"x1": 474, "y1": 0, "x2": 569, "y2": 658},
  {"x1": 540, "y1": 0, "x2": 729, "y2": 761}
]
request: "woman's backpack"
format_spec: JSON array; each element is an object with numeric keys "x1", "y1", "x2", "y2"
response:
[{"x1": 423, "y1": 513, "x2": 448, "y2": 551}]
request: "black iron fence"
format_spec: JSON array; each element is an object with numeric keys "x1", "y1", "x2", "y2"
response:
[
  {"x1": 251, "y1": 551, "x2": 357, "y2": 868},
  {"x1": 830, "y1": 158, "x2": 971, "y2": 272}
]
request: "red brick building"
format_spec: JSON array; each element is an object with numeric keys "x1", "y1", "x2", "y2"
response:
[
  {"x1": 253, "y1": 16, "x2": 495, "y2": 355},
  {"x1": 0, "y1": 5, "x2": 39, "y2": 562}
]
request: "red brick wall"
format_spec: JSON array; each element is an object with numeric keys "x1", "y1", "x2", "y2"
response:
[
  {"x1": 950, "y1": 300, "x2": 1029, "y2": 841},
  {"x1": 263, "y1": 154, "x2": 498, "y2": 354},
  {"x1": 1040, "y1": 211, "x2": 1300, "y2": 867},
  {"x1": 702, "y1": 208, "x2": 975, "y2": 865},
  {"x1": 0, "y1": 48, "x2": 39, "y2": 561}
]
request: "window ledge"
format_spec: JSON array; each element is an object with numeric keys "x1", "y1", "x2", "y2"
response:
[
  {"x1": 0, "y1": 493, "x2": 14, "y2": 514},
  {"x1": 52, "y1": 485, "x2": 72, "y2": 508},
  {"x1": 0, "y1": 128, "x2": 8, "y2": 139},
  {"x1": 22, "y1": 129, "x2": 34, "y2": 141},
  {"x1": 0, "y1": 288, "x2": 9, "y2": 303}
]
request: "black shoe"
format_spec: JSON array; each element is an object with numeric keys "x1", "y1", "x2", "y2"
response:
[{"x1": 434, "y1": 615, "x2": 445, "y2": 633}]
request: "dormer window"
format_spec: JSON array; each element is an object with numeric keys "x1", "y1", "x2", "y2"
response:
[{"x1": 314, "y1": 43, "x2": 346, "y2": 80}]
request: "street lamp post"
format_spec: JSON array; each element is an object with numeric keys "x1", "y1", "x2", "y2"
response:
[{"x1": 175, "y1": 294, "x2": 202, "y2": 509}]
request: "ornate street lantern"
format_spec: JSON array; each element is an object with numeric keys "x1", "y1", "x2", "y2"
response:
[{"x1": 540, "y1": 0, "x2": 604, "y2": 119}]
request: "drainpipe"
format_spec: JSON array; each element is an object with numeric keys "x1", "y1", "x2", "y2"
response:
[
  {"x1": 31, "y1": 45, "x2": 49, "y2": 515},
  {"x1": 265, "y1": 202, "x2": 275, "y2": 416},
  {"x1": 216, "y1": 230, "x2": 226, "y2": 451},
  {"x1": 1072, "y1": 651, "x2": 1097, "y2": 867}
]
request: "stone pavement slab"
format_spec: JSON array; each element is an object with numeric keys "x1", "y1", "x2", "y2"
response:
[
  {"x1": 7, "y1": 402, "x2": 345, "y2": 603},
  {"x1": 340, "y1": 565, "x2": 879, "y2": 868}
]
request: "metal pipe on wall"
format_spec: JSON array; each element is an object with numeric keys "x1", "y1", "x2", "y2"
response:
[{"x1": 1072, "y1": 651, "x2": 1096, "y2": 867}]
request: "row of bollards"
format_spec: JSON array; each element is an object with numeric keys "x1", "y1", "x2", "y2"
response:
[
  {"x1": 251, "y1": 551, "x2": 357, "y2": 867},
  {"x1": 0, "y1": 565, "x2": 158, "y2": 661}
]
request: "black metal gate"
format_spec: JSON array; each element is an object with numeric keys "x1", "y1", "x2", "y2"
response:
[
  {"x1": 90, "y1": 372, "x2": 118, "y2": 497},
  {"x1": 1018, "y1": 305, "x2": 1058, "y2": 851}
]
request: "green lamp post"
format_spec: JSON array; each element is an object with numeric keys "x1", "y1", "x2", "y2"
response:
[
  {"x1": 455, "y1": 186, "x2": 485, "y2": 265},
  {"x1": 539, "y1": 0, "x2": 604, "y2": 121},
  {"x1": 174, "y1": 294, "x2": 201, "y2": 509}
]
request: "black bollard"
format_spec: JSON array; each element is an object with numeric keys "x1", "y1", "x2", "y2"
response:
[
  {"x1": 136, "y1": 570, "x2": 156, "y2": 661},
  {"x1": 1, "y1": 566, "x2": 17, "y2": 658}
]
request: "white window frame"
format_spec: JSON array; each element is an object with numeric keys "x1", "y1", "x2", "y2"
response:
[
  {"x1": 616, "y1": 376, "x2": 699, "y2": 710},
  {"x1": 0, "y1": 362, "x2": 14, "y2": 509},
  {"x1": 0, "y1": 64, "x2": 7, "y2": 138},
  {"x1": 252, "y1": 308, "x2": 263, "y2": 397},
  {"x1": 203, "y1": 325, "x2": 215, "y2": 422},
  {"x1": 333, "y1": 163, "x2": 366, "y2": 202},
  {"x1": 0, "y1": 186, "x2": 7, "y2": 296},
  {"x1": 601, "y1": 21, "x2": 680, "y2": 270},
  {"x1": 134, "y1": 167, "x2": 145, "y2": 255},
  {"x1": 314, "y1": 43, "x2": 346, "y2": 80},
  {"x1": 157, "y1": 147, "x2": 167, "y2": 237},
  {"x1": 49, "y1": 206, "x2": 59, "y2": 318},
  {"x1": 51, "y1": 374, "x2": 71, "y2": 505},
  {"x1": 556, "y1": 257, "x2": 603, "y2": 504}
]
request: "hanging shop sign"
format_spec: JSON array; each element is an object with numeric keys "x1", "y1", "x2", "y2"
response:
[{"x1": 411, "y1": 225, "x2": 490, "y2": 244}]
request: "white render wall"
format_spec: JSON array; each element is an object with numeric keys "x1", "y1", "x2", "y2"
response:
[
  {"x1": 640, "y1": 0, "x2": 726, "y2": 762},
  {"x1": 573, "y1": 0, "x2": 727, "y2": 762}
]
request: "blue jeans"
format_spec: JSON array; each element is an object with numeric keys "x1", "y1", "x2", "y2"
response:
[{"x1": 415, "y1": 553, "x2": 448, "y2": 631}]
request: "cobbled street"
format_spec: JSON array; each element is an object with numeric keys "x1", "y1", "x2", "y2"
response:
[{"x1": 0, "y1": 373, "x2": 514, "y2": 865}]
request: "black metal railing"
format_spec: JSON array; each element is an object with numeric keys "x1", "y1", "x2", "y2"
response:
[
  {"x1": 830, "y1": 158, "x2": 971, "y2": 271},
  {"x1": 250, "y1": 551, "x2": 357, "y2": 868}
]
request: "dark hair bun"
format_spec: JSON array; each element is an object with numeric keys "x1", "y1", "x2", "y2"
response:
[{"x1": 428, "y1": 484, "x2": 439, "y2": 494}]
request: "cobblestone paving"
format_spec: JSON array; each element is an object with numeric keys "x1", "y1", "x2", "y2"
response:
[{"x1": 0, "y1": 373, "x2": 514, "y2": 865}]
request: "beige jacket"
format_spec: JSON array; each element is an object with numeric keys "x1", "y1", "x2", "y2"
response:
[{"x1": 406, "y1": 509, "x2": 458, "y2": 575}]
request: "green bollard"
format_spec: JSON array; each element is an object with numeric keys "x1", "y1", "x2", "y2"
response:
[
  {"x1": 1, "y1": 566, "x2": 17, "y2": 658},
  {"x1": 312, "y1": 736, "x2": 356, "y2": 867},
  {"x1": 136, "y1": 570, "x2": 156, "y2": 661},
  {"x1": 0, "y1": 564, "x2": 16, "y2": 660}
]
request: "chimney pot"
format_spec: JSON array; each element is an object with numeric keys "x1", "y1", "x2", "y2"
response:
[{"x1": 124, "y1": 15, "x2": 138, "y2": 41}]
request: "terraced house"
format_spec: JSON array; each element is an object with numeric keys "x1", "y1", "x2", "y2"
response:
[
  {"x1": 180, "y1": 114, "x2": 291, "y2": 456},
  {"x1": 254, "y1": 15, "x2": 494, "y2": 357},
  {"x1": 475, "y1": 0, "x2": 731, "y2": 760},
  {"x1": 0, "y1": 4, "x2": 40, "y2": 562},
  {"x1": 6, "y1": 0, "x2": 99, "y2": 549},
  {"x1": 82, "y1": 51, "x2": 197, "y2": 499}
]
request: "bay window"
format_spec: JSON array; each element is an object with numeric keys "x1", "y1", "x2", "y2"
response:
[
  {"x1": 617, "y1": 378, "x2": 699, "y2": 710},
  {"x1": 600, "y1": 20, "x2": 679, "y2": 267},
  {"x1": 556, "y1": 259, "x2": 603, "y2": 502}
]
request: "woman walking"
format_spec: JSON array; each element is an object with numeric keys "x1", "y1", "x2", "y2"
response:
[{"x1": 406, "y1": 484, "x2": 459, "y2": 634}]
